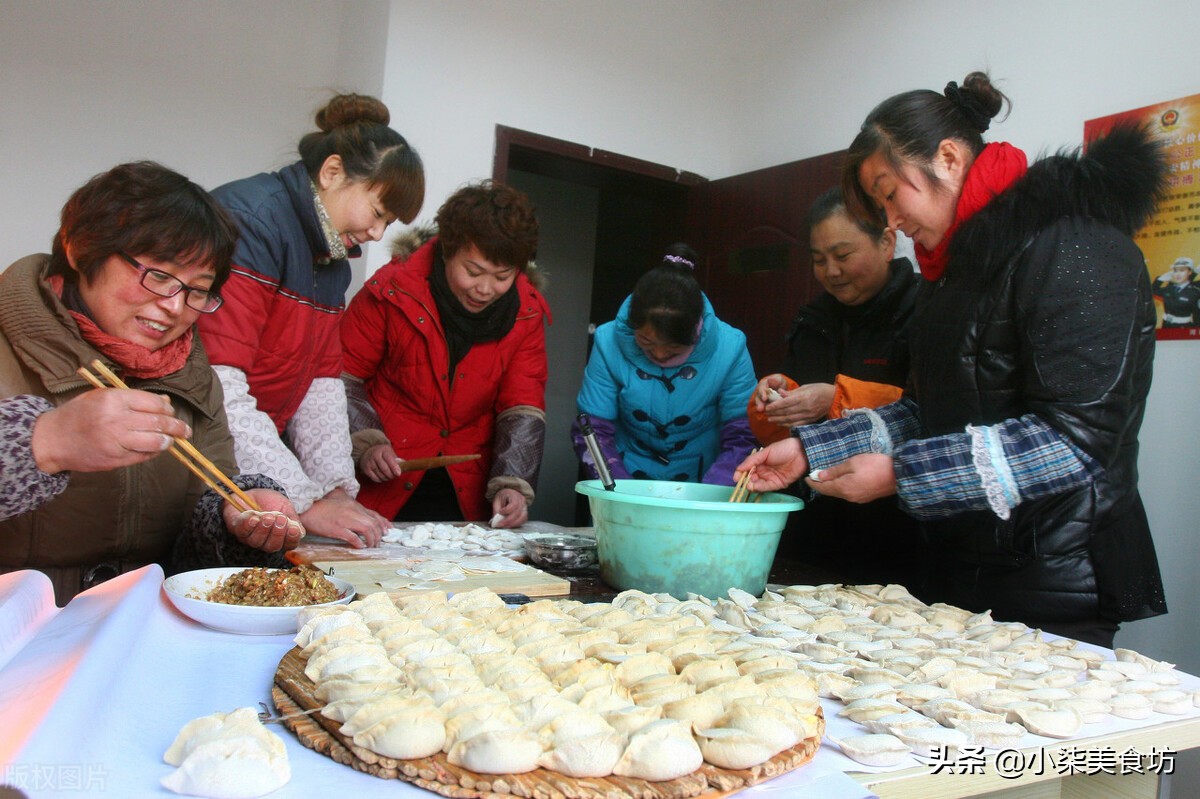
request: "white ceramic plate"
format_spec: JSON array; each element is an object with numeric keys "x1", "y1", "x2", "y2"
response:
[{"x1": 162, "y1": 567, "x2": 355, "y2": 636}]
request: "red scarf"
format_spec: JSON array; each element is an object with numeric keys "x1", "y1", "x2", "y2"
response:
[
  {"x1": 49, "y1": 274, "x2": 194, "y2": 379},
  {"x1": 914, "y1": 142, "x2": 1028, "y2": 281}
]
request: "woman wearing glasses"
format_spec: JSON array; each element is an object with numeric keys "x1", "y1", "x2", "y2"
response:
[
  {"x1": 0, "y1": 162, "x2": 301, "y2": 603},
  {"x1": 574, "y1": 243, "x2": 757, "y2": 485},
  {"x1": 198, "y1": 93, "x2": 424, "y2": 549}
]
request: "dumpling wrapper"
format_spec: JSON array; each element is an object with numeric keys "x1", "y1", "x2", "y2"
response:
[
  {"x1": 446, "y1": 729, "x2": 544, "y2": 774},
  {"x1": 161, "y1": 736, "x2": 290, "y2": 799},
  {"x1": 613, "y1": 719, "x2": 703, "y2": 782}
]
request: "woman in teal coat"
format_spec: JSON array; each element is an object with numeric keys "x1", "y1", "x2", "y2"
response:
[{"x1": 574, "y1": 244, "x2": 757, "y2": 485}]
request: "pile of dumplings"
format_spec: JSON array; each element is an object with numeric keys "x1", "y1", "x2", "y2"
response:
[
  {"x1": 687, "y1": 583, "x2": 1193, "y2": 767},
  {"x1": 293, "y1": 587, "x2": 823, "y2": 781},
  {"x1": 381, "y1": 522, "x2": 524, "y2": 556},
  {"x1": 291, "y1": 581, "x2": 1197, "y2": 780}
]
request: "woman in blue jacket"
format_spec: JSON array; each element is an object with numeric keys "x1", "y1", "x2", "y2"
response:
[{"x1": 574, "y1": 243, "x2": 757, "y2": 485}]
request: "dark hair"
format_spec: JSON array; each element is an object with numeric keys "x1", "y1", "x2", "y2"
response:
[
  {"x1": 298, "y1": 93, "x2": 425, "y2": 224},
  {"x1": 842, "y1": 71, "x2": 1009, "y2": 225},
  {"x1": 807, "y1": 185, "x2": 886, "y2": 241},
  {"x1": 435, "y1": 181, "x2": 539, "y2": 269},
  {"x1": 49, "y1": 161, "x2": 239, "y2": 292},
  {"x1": 627, "y1": 243, "x2": 704, "y2": 347}
]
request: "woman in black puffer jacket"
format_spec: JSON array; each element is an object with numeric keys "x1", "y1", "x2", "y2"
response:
[{"x1": 737, "y1": 71, "x2": 1168, "y2": 647}]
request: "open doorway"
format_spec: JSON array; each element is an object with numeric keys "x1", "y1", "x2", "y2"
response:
[
  {"x1": 494, "y1": 126, "x2": 703, "y2": 526},
  {"x1": 494, "y1": 125, "x2": 845, "y2": 525}
]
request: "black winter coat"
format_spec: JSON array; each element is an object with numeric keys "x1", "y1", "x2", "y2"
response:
[
  {"x1": 910, "y1": 125, "x2": 1167, "y2": 625},
  {"x1": 782, "y1": 258, "x2": 918, "y2": 388},
  {"x1": 776, "y1": 259, "x2": 922, "y2": 586}
]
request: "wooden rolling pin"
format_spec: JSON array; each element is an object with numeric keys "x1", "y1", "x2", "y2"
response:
[{"x1": 395, "y1": 453, "x2": 481, "y2": 471}]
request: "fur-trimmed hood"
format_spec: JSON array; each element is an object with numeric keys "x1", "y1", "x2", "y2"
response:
[
  {"x1": 950, "y1": 124, "x2": 1169, "y2": 275},
  {"x1": 389, "y1": 225, "x2": 546, "y2": 291}
]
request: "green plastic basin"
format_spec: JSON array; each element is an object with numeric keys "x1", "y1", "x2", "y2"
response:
[{"x1": 575, "y1": 479, "x2": 804, "y2": 599}]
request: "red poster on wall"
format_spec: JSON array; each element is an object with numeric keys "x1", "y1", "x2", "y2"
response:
[{"x1": 1086, "y1": 94, "x2": 1200, "y2": 340}]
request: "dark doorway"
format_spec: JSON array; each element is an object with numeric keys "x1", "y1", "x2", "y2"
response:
[{"x1": 494, "y1": 125, "x2": 844, "y2": 525}]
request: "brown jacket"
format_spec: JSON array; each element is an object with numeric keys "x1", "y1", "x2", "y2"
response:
[{"x1": 0, "y1": 255, "x2": 239, "y2": 602}]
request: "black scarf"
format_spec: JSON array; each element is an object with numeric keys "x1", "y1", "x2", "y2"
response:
[{"x1": 428, "y1": 244, "x2": 520, "y2": 375}]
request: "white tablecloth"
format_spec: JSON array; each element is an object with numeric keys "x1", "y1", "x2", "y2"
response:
[{"x1": 3, "y1": 565, "x2": 1196, "y2": 798}]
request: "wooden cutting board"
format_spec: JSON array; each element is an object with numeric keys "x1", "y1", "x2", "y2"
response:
[{"x1": 309, "y1": 558, "x2": 571, "y2": 598}]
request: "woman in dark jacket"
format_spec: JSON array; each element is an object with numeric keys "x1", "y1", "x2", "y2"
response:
[
  {"x1": 738, "y1": 72, "x2": 1167, "y2": 647},
  {"x1": 753, "y1": 187, "x2": 921, "y2": 586}
]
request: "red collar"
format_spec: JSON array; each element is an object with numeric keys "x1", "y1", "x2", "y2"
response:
[{"x1": 915, "y1": 142, "x2": 1028, "y2": 281}]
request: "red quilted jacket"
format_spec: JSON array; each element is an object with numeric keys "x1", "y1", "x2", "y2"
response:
[{"x1": 340, "y1": 237, "x2": 550, "y2": 520}]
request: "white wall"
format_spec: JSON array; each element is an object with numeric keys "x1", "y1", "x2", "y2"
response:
[
  {"x1": 2, "y1": 0, "x2": 1196, "y2": 672},
  {"x1": 359, "y1": 0, "x2": 755, "y2": 283},
  {"x1": 0, "y1": 0, "x2": 376, "y2": 267}
]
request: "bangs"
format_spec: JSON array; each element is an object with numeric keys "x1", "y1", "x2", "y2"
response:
[{"x1": 374, "y1": 145, "x2": 426, "y2": 224}]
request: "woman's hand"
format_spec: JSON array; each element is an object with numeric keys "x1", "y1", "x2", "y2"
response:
[
  {"x1": 30, "y1": 388, "x2": 190, "y2": 474},
  {"x1": 762, "y1": 382, "x2": 835, "y2": 427},
  {"x1": 490, "y1": 488, "x2": 528, "y2": 528},
  {"x1": 753, "y1": 374, "x2": 790, "y2": 411},
  {"x1": 360, "y1": 443, "x2": 404, "y2": 483},
  {"x1": 223, "y1": 490, "x2": 305, "y2": 552},
  {"x1": 299, "y1": 488, "x2": 389, "y2": 548},
  {"x1": 737, "y1": 437, "x2": 808, "y2": 492},
  {"x1": 807, "y1": 453, "x2": 897, "y2": 503}
]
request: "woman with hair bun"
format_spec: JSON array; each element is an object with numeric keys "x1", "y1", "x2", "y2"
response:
[
  {"x1": 340, "y1": 181, "x2": 548, "y2": 528},
  {"x1": 738, "y1": 72, "x2": 1168, "y2": 646},
  {"x1": 574, "y1": 243, "x2": 757, "y2": 486},
  {"x1": 199, "y1": 93, "x2": 424, "y2": 549}
]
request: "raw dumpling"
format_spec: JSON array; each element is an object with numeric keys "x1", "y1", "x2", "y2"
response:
[
  {"x1": 446, "y1": 729, "x2": 544, "y2": 774},
  {"x1": 539, "y1": 732, "x2": 626, "y2": 777},
  {"x1": 830, "y1": 734, "x2": 911, "y2": 767},
  {"x1": 661, "y1": 691, "x2": 726, "y2": 730},
  {"x1": 715, "y1": 704, "x2": 802, "y2": 752},
  {"x1": 340, "y1": 696, "x2": 447, "y2": 760},
  {"x1": 304, "y1": 642, "x2": 390, "y2": 682},
  {"x1": 612, "y1": 719, "x2": 703, "y2": 782},
  {"x1": 613, "y1": 652, "x2": 676, "y2": 686},
  {"x1": 602, "y1": 704, "x2": 664, "y2": 736},
  {"x1": 162, "y1": 737, "x2": 290, "y2": 799},
  {"x1": 161, "y1": 708, "x2": 289, "y2": 799},
  {"x1": 695, "y1": 727, "x2": 781, "y2": 769},
  {"x1": 163, "y1": 708, "x2": 283, "y2": 767},
  {"x1": 1012, "y1": 707, "x2": 1083, "y2": 739},
  {"x1": 512, "y1": 694, "x2": 581, "y2": 729}
]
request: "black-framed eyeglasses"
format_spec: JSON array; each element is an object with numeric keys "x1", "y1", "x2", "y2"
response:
[{"x1": 119, "y1": 252, "x2": 223, "y2": 313}]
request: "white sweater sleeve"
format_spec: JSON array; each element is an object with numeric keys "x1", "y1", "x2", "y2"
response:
[
  {"x1": 213, "y1": 366, "x2": 357, "y2": 513},
  {"x1": 286, "y1": 376, "x2": 360, "y2": 502}
]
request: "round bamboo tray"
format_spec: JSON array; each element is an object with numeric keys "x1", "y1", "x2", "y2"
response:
[{"x1": 273, "y1": 646, "x2": 823, "y2": 799}]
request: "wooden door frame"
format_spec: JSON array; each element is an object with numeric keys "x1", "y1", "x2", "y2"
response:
[{"x1": 493, "y1": 125, "x2": 707, "y2": 187}]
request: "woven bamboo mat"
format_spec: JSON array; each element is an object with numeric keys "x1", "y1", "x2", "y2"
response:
[{"x1": 274, "y1": 646, "x2": 823, "y2": 799}]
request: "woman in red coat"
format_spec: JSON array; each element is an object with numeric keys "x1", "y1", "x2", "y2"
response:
[{"x1": 340, "y1": 182, "x2": 548, "y2": 528}]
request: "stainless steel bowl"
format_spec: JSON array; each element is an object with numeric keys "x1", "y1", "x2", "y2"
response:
[{"x1": 522, "y1": 533, "x2": 598, "y2": 571}]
